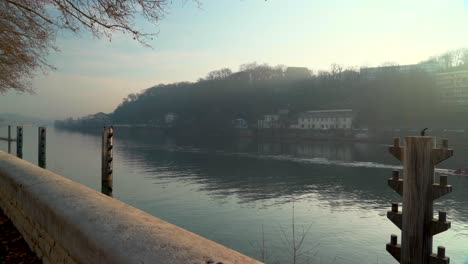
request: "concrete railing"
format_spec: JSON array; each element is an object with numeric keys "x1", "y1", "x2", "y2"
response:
[{"x1": 0, "y1": 152, "x2": 262, "y2": 264}]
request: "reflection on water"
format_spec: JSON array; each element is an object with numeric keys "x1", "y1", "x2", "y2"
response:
[
  {"x1": 258, "y1": 141, "x2": 355, "y2": 161},
  {"x1": 1, "y1": 126, "x2": 468, "y2": 263}
]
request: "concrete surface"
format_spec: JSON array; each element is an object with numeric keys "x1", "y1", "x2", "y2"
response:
[{"x1": 0, "y1": 151, "x2": 262, "y2": 264}]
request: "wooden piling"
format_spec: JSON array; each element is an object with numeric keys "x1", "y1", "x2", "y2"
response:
[
  {"x1": 101, "y1": 126, "x2": 113, "y2": 197},
  {"x1": 386, "y1": 136, "x2": 452, "y2": 264},
  {"x1": 16, "y1": 126, "x2": 23, "y2": 158},
  {"x1": 38, "y1": 127, "x2": 46, "y2": 168},
  {"x1": 401, "y1": 137, "x2": 434, "y2": 263},
  {"x1": 7, "y1": 125, "x2": 11, "y2": 153}
]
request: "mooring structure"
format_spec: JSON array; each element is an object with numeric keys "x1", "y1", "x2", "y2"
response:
[
  {"x1": 16, "y1": 126, "x2": 23, "y2": 158},
  {"x1": 101, "y1": 126, "x2": 114, "y2": 197},
  {"x1": 3, "y1": 125, "x2": 114, "y2": 197},
  {"x1": 0, "y1": 125, "x2": 16, "y2": 154},
  {"x1": 38, "y1": 126, "x2": 47, "y2": 168},
  {"x1": 386, "y1": 136, "x2": 453, "y2": 263}
]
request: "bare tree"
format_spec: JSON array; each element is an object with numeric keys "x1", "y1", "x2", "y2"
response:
[
  {"x1": 450, "y1": 48, "x2": 468, "y2": 67},
  {"x1": 460, "y1": 50, "x2": 468, "y2": 67},
  {"x1": 239, "y1": 62, "x2": 258, "y2": 72},
  {"x1": 439, "y1": 51, "x2": 454, "y2": 69},
  {"x1": 249, "y1": 224, "x2": 271, "y2": 263},
  {"x1": 239, "y1": 62, "x2": 284, "y2": 81},
  {"x1": 279, "y1": 202, "x2": 317, "y2": 264},
  {"x1": 330, "y1": 63, "x2": 343, "y2": 79},
  {"x1": 0, "y1": 0, "x2": 193, "y2": 93},
  {"x1": 205, "y1": 68, "x2": 232, "y2": 80}
]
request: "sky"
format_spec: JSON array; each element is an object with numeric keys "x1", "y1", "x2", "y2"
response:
[{"x1": 1, "y1": 0, "x2": 468, "y2": 120}]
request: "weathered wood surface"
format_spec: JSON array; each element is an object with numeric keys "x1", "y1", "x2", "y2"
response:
[
  {"x1": 388, "y1": 170, "x2": 403, "y2": 196},
  {"x1": 38, "y1": 127, "x2": 46, "y2": 168},
  {"x1": 16, "y1": 126, "x2": 23, "y2": 159},
  {"x1": 101, "y1": 126, "x2": 113, "y2": 197},
  {"x1": 432, "y1": 175, "x2": 452, "y2": 200},
  {"x1": 401, "y1": 137, "x2": 434, "y2": 263},
  {"x1": 387, "y1": 136, "x2": 453, "y2": 264},
  {"x1": 430, "y1": 246, "x2": 450, "y2": 264},
  {"x1": 7, "y1": 125, "x2": 11, "y2": 153},
  {"x1": 386, "y1": 234, "x2": 401, "y2": 262},
  {"x1": 389, "y1": 137, "x2": 404, "y2": 161},
  {"x1": 387, "y1": 203, "x2": 402, "y2": 229}
]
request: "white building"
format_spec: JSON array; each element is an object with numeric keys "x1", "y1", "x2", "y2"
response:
[
  {"x1": 436, "y1": 70, "x2": 468, "y2": 112},
  {"x1": 360, "y1": 62, "x2": 440, "y2": 80},
  {"x1": 258, "y1": 114, "x2": 280, "y2": 128},
  {"x1": 164, "y1": 112, "x2": 177, "y2": 124},
  {"x1": 297, "y1": 109, "x2": 354, "y2": 130},
  {"x1": 232, "y1": 118, "x2": 248, "y2": 128}
]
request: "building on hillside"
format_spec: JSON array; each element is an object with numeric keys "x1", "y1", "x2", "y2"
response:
[
  {"x1": 296, "y1": 109, "x2": 354, "y2": 130},
  {"x1": 436, "y1": 70, "x2": 468, "y2": 112},
  {"x1": 360, "y1": 62, "x2": 440, "y2": 80},
  {"x1": 289, "y1": 121, "x2": 300, "y2": 129},
  {"x1": 257, "y1": 108, "x2": 292, "y2": 129},
  {"x1": 79, "y1": 112, "x2": 112, "y2": 126},
  {"x1": 164, "y1": 112, "x2": 177, "y2": 125},
  {"x1": 84, "y1": 112, "x2": 111, "y2": 122},
  {"x1": 285, "y1": 67, "x2": 311, "y2": 80},
  {"x1": 258, "y1": 114, "x2": 280, "y2": 129},
  {"x1": 232, "y1": 118, "x2": 248, "y2": 129},
  {"x1": 229, "y1": 71, "x2": 253, "y2": 84}
]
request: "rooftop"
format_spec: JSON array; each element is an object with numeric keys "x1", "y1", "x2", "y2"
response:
[{"x1": 305, "y1": 109, "x2": 353, "y2": 114}]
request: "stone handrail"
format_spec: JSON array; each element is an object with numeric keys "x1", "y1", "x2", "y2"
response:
[{"x1": 0, "y1": 151, "x2": 262, "y2": 264}]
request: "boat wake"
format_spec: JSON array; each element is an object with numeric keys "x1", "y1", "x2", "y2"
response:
[
  {"x1": 228, "y1": 152, "x2": 468, "y2": 176},
  {"x1": 141, "y1": 144, "x2": 468, "y2": 177}
]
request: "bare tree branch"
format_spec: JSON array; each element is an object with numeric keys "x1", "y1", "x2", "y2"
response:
[{"x1": 0, "y1": 0, "x2": 196, "y2": 93}]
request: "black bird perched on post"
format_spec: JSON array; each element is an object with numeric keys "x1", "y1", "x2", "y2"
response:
[{"x1": 420, "y1": 128, "x2": 428, "y2": 136}]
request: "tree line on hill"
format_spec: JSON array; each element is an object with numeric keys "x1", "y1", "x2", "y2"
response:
[{"x1": 55, "y1": 49, "x2": 468, "y2": 135}]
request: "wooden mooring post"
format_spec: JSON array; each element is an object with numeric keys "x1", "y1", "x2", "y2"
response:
[
  {"x1": 38, "y1": 127, "x2": 46, "y2": 168},
  {"x1": 386, "y1": 136, "x2": 453, "y2": 263},
  {"x1": 16, "y1": 126, "x2": 23, "y2": 158},
  {"x1": 7, "y1": 125, "x2": 11, "y2": 153},
  {"x1": 101, "y1": 126, "x2": 113, "y2": 197}
]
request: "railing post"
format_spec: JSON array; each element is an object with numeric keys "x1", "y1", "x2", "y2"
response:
[
  {"x1": 386, "y1": 136, "x2": 453, "y2": 263},
  {"x1": 16, "y1": 126, "x2": 23, "y2": 158},
  {"x1": 7, "y1": 125, "x2": 11, "y2": 153},
  {"x1": 38, "y1": 127, "x2": 46, "y2": 168},
  {"x1": 101, "y1": 126, "x2": 113, "y2": 197}
]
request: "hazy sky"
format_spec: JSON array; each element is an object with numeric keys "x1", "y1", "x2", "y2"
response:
[{"x1": 1, "y1": 0, "x2": 468, "y2": 119}]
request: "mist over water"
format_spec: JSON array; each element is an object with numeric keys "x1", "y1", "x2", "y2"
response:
[{"x1": 1, "y1": 126, "x2": 468, "y2": 263}]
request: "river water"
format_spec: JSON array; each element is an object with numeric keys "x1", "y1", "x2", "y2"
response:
[{"x1": 1, "y1": 126, "x2": 467, "y2": 263}]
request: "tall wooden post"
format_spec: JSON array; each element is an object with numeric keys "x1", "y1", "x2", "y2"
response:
[
  {"x1": 7, "y1": 125, "x2": 11, "y2": 153},
  {"x1": 38, "y1": 127, "x2": 46, "y2": 168},
  {"x1": 101, "y1": 126, "x2": 113, "y2": 197},
  {"x1": 386, "y1": 136, "x2": 452, "y2": 263},
  {"x1": 16, "y1": 126, "x2": 23, "y2": 158}
]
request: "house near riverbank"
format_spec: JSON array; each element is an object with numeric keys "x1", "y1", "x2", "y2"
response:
[
  {"x1": 258, "y1": 114, "x2": 280, "y2": 128},
  {"x1": 360, "y1": 62, "x2": 440, "y2": 80},
  {"x1": 296, "y1": 109, "x2": 354, "y2": 130},
  {"x1": 257, "y1": 109, "x2": 354, "y2": 130},
  {"x1": 232, "y1": 118, "x2": 248, "y2": 128},
  {"x1": 164, "y1": 112, "x2": 177, "y2": 126},
  {"x1": 257, "y1": 109, "x2": 291, "y2": 129}
]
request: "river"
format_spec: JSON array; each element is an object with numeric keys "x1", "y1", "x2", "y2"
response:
[{"x1": 1, "y1": 126, "x2": 467, "y2": 263}]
